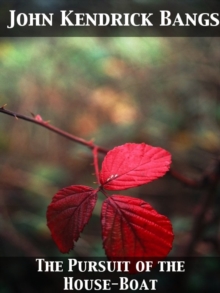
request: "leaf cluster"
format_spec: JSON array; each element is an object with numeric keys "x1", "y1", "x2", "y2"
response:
[{"x1": 47, "y1": 143, "x2": 174, "y2": 261}]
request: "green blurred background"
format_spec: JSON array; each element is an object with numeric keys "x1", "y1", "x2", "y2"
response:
[{"x1": 0, "y1": 37, "x2": 220, "y2": 291}]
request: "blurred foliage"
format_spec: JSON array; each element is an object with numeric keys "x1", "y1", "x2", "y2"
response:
[{"x1": 0, "y1": 37, "x2": 220, "y2": 291}]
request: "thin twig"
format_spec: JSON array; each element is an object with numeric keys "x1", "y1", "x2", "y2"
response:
[
  {"x1": 169, "y1": 169, "x2": 204, "y2": 188},
  {"x1": 0, "y1": 106, "x2": 108, "y2": 154},
  {"x1": 0, "y1": 105, "x2": 206, "y2": 188},
  {"x1": 182, "y1": 160, "x2": 220, "y2": 256},
  {"x1": 92, "y1": 147, "x2": 100, "y2": 185},
  {"x1": 176, "y1": 160, "x2": 220, "y2": 293}
]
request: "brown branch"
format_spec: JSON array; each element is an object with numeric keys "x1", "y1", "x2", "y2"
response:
[
  {"x1": 0, "y1": 106, "x2": 108, "y2": 155},
  {"x1": 169, "y1": 169, "x2": 203, "y2": 188},
  {"x1": 182, "y1": 159, "x2": 220, "y2": 256},
  {"x1": 175, "y1": 160, "x2": 220, "y2": 293},
  {"x1": 0, "y1": 105, "x2": 206, "y2": 187}
]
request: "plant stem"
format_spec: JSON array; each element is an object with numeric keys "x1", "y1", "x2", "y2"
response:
[
  {"x1": 92, "y1": 147, "x2": 100, "y2": 185},
  {"x1": 0, "y1": 105, "x2": 204, "y2": 188},
  {"x1": 183, "y1": 159, "x2": 220, "y2": 256},
  {"x1": 0, "y1": 106, "x2": 108, "y2": 155},
  {"x1": 169, "y1": 169, "x2": 203, "y2": 188}
]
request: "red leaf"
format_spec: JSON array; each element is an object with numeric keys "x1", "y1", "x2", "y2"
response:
[
  {"x1": 99, "y1": 143, "x2": 171, "y2": 190},
  {"x1": 47, "y1": 185, "x2": 97, "y2": 253},
  {"x1": 101, "y1": 195, "x2": 173, "y2": 259}
]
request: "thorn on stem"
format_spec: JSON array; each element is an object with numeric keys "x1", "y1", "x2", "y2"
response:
[{"x1": 0, "y1": 103, "x2": 7, "y2": 109}]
